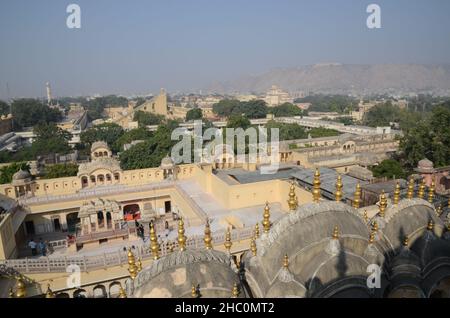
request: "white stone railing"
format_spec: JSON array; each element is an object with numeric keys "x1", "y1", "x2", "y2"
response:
[{"x1": 0, "y1": 226, "x2": 254, "y2": 274}]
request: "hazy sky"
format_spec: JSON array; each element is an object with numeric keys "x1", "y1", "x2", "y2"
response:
[{"x1": 1, "y1": 0, "x2": 450, "y2": 99}]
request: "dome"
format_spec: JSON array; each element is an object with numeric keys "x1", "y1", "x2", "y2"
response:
[
  {"x1": 91, "y1": 141, "x2": 110, "y2": 152},
  {"x1": 243, "y1": 201, "x2": 372, "y2": 297},
  {"x1": 130, "y1": 249, "x2": 241, "y2": 298},
  {"x1": 12, "y1": 169, "x2": 31, "y2": 181},
  {"x1": 415, "y1": 158, "x2": 435, "y2": 173},
  {"x1": 160, "y1": 156, "x2": 175, "y2": 169}
]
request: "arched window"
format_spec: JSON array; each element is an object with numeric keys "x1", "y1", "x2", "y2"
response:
[
  {"x1": 97, "y1": 174, "x2": 105, "y2": 183},
  {"x1": 81, "y1": 176, "x2": 88, "y2": 188},
  {"x1": 114, "y1": 173, "x2": 120, "y2": 181},
  {"x1": 90, "y1": 175, "x2": 96, "y2": 183},
  {"x1": 106, "y1": 174, "x2": 111, "y2": 182},
  {"x1": 97, "y1": 211, "x2": 105, "y2": 229}
]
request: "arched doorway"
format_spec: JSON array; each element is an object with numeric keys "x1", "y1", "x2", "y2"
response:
[
  {"x1": 66, "y1": 212, "x2": 80, "y2": 234},
  {"x1": 106, "y1": 212, "x2": 112, "y2": 229},
  {"x1": 97, "y1": 211, "x2": 105, "y2": 229},
  {"x1": 93, "y1": 285, "x2": 107, "y2": 298},
  {"x1": 123, "y1": 204, "x2": 140, "y2": 221}
]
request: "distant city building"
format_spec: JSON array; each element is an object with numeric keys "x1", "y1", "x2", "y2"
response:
[{"x1": 264, "y1": 85, "x2": 293, "y2": 106}]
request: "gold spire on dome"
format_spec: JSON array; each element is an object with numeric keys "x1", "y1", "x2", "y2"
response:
[
  {"x1": 204, "y1": 219, "x2": 213, "y2": 250},
  {"x1": 403, "y1": 236, "x2": 409, "y2": 247},
  {"x1": 428, "y1": 180, "x2": 435, "y2": 203},
  {"x1": 427, "y1": 219, "x2": 434, "y2": 231},
  {"x1": 363, "y1": 210, "x2": 368, "y2": 223},
  {"x1": 224, "y1": 227, "x2": 232, "y2": 253},
  {"x1": 418, "y1": 180, "x2": 425, "y2": 199},
  {"x1": 250, "y1": 237, "x2": 257, "y2": 256},
  {"x1": 372, "y1": 221, "x2": 379, "y2": 233},
  {"x1": 379, "y1": 190, "x2": 387, "y2": 218},
  {"x1": 393, "y1": 182, "x2": 401, "y2": 205},
  {"x1": 127, "y1": 248, "x2": 137, "y2": 280},
  {"x1": 437, "y1": 205, "x2": 443, "y2": 217},
  {"x1": 407, "y1": 177, "x2": 415, "y2": 199},
  {"x1": 254, "y1": 223, "x2": 260, "y2": 239},
  {"x1": 45, "y1": 284, "x2": 55, "y2": 298},
  {"x1": 262, "y1": 202, "x2": 271, "y2": 234},
  {"x1": 332, "y1": 225, "x2": 339, "y2": 240},
  {"x1": 283, "y1": 254, "x2": 289, "y2": 268},
  {"x1": 178, "y1": 218, "x2": 187, "y2": 251},
  {"x1": 368, "y1": 230, "x2": 375, "y2": 244},
  {"x1": 15, "y1": 277, "x2": 26, "y2": 298},
  {"x1": 118, "y1": 285, "x2": 127, "y2": 298},
  {"x1": 231, "y1": 283, "x2": 240, "y2": 298},
  {"x1": 191, "y1": 285, "x2": 199, "y2": 298},
  {"x1": 287, "y1": 181, "x2": 298, "y2": 211},
  {"x1": 353, "y1": 183, "x2": 361, "y2": 209},
  {"x1": 149, "y1": 222, "x2": 160, "y2": 260},
  {"x1": 312, "y1": 168, "x2": 321, "y2": 203},
  {"x1": 136, "y1": 257, "x2": 143, "y2": 272},
  {"x1": 335, "y1": 175, "x2": 343, "y2": 202}
]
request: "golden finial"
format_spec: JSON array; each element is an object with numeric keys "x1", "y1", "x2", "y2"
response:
[
  {"x1": 254, "y1": 223, "x2": 260, "y2": 239},
  {"x1": 407, "y1": 177, "x2": 415, "y2": 199},
  {"x1": 250, "y1": 237, "x2": 257, "y2": 256},
  {"x1": 191, "y1": 285, "x2": 199, "y2": 298},
  {"x1": 427, "y1": 219, "x2": 434, "y2": 231},
  {"x1": 393, "y1": 182, "x2": 401, "y2": 205},
  {"x1": 127, "y1": 248, "x2": 137, "y2": 280},
  {"x1": 283, "y1": 254, "x2": 289, "y2": 268},
  {"x1": 428, "y1": 180, "x2": 435, "y2": 203},
  {"x1": 437, "y1": 205, "x2": 443, "y2": 217},
  {"x1": 8, "y1": 288, "x2": 14, "y2": 298},
  {"x1": 379, "y1": 190, "x2": 387, "y2": 218},
  {"x1": 312, "y1": 168, "x2": 321, "y2": 203},
  {"x1": 335, "y1": 174, "x2": 343, "y2": 202},
  {"x1": 136, "y1": 257, "x2": 143, "y2": 272},
  {"x1": 403, "y1": 236, "x2": 409, "y2": 247},
  {"x1": 332, "y1": 225, "x2": 339, "y2": 240},
  {"x1": 224, "y1": 227, "x2": 232, "y2": 253},
  {"x1": 372, "y1": 221, "x2": 379, "y2": 233},
  {"x1": 368, "y1": 230, "x2": 375, "y2": 244},
  {"x1": 149, "y1": 222, "x2": 160, "y2": 260},
  {"x1": 287, "y1": 181, "x2": 298, "y2": 211},
  {"x1": 15, "y1": 277, "x2": 26, "y2": 298},
  {"x1": 178, "y1": 218, "x2": 187, "y2": 251},
  {"x1": 417, "y1": 180, "x2": 425, "y2": 199},
  {"x1": 45, "y1": 284, "x2": 55, "y2": 298},
  {"x1": 204, "y1": 219, "x2": 213, "y2": 250},
  {"x1": 231, "y1": 283, "x2": 240, "y2": 298},
  {"x1": 353, "y1": 182, "x2": 361, "y2": 209},
  {"x1": 363, "y1": 210, "x2": 368, "y2": 223},
  {"x1": 118, "y1": 285, "x2": 127, "y2": 298},
  {"x1": 262, "y1": 202, "x2": 271, "y2": 234}
]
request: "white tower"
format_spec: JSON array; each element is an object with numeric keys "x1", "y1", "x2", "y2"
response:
[{"x1": 46, "y1": 82, "x2": 53, "y2": 106}]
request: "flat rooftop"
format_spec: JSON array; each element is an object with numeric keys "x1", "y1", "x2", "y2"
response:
[{"x1": 214, "y1": 165, "x2": 302, "y2": 185}]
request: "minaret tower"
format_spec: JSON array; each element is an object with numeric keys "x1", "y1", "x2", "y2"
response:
[{"x1": 46, "y1": 82, "x2": 53, "y2": 106}]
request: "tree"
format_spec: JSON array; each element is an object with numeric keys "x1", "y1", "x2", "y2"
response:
[
  {"x1": 11, "y1": 99, "x2": 63, "y2": 129},
  {"x1": 265, "y1": 121, "x2": 307, "y2": 141},
  {"x1": 363, "y1": 102, "x2": 402, "y2": 127},
  {"x1": 186, "y1": 108, "x2": 203, "y2": 121},
  {"x1": 0, "y1": 162, "x2": 30, "y2": 184},
  {"x1": 113, "y1": 127, "x2": 153, "y2": 152},
  {"x1": 295, "y1": 94, "x2": 358, "y2": 114},
  {"x1": 269, "y1": 103, "x2": 303, "y2": 117},
  {"x1": 80, "y1": 123, "x2": 125, "y2": 153},
  {"x1": 0, "y1": 100, "x2": 10, "y2": 116},
  {"x1": 235, "y1": 100, "x2": 268, "y2": 119},
  {"x1": 119, "y1": 125, "x2": 177, "y2": 170},
  {"x1": 43, "y1": 163, "x2": 79, "y2": 179},
  {"x1": 399, "y1": 104, "x2": 450, "y2": 169},
  {"x1": 226, "y1": 115, "x2": 251, "y2": 130},
  {"x1": 83, "y1": 95, "x2": 128, "y2": 120},
  {"x1": 309, "y1": 127, "x2": 340, "y2": 138},
  {"x1": 212, "y1": 99, "x2": 241, "y2": 117},
  {"x1": 133, "y1": 110, "x2": 165, "y2": 127},
  {"x1": 371, "y1": 159, "x2": 406, "y2": 179},
  {"x1": 31, "y1": 123, "x2": 72, "y2": 156}
]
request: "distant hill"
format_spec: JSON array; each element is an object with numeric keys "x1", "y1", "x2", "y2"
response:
[{"x1": 205, "y1": 64, "x2": 450, "y2": 96}]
